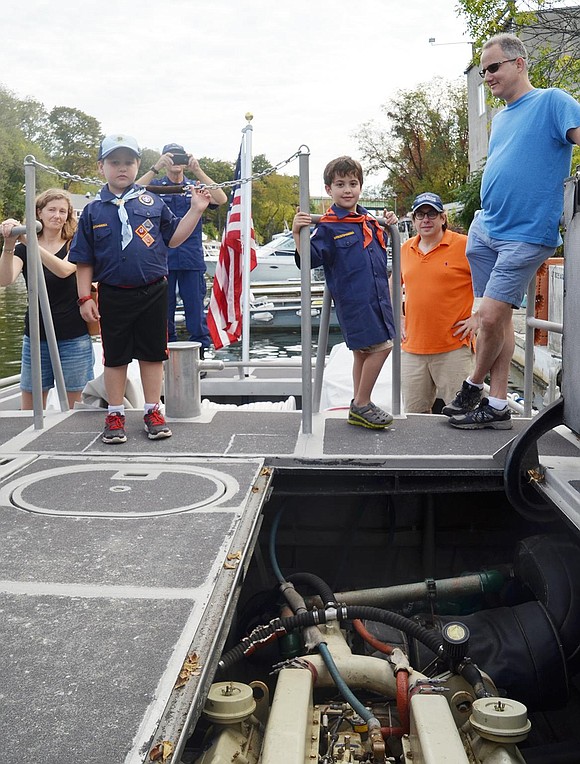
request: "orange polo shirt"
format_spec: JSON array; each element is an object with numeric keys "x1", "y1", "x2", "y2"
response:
[{"x1": 401, "y1": 229, "x2": 474, "y2": 355}]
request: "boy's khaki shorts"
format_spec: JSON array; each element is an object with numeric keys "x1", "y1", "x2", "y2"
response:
[{"x1": 357, "y1": 340, "x2": 394, "y2": 354}]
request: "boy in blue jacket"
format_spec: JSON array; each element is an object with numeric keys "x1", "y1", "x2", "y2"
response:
[
  {"x1": 293, "y1": 156, "x2": 397, "y2": 429},
  {"x1": 70, "y1": 134, "x2": 211, "y2": 444}
]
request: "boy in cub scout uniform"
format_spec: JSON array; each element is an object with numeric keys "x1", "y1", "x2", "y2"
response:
[
  {"x1": 293, "y1": 155, "x2": 397, "y2": 429},
  {"x1": 69, "y1": 134, "x2": 211, "y2": 444}
]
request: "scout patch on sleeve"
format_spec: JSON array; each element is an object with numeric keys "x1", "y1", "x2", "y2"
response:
[
  {"x1": 138, "y1": 194, "x2": 155, "y2": 206},
  {"x1": 333, "y1": 231, "x2": 355, "y2": 240},
  {"x1": 135, "y1": 224, "x2": 155, "y2": 247}
]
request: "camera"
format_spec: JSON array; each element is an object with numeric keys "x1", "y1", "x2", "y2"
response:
[{"x1": 170, "y1": 152, "x2": 189, "y2": 165}]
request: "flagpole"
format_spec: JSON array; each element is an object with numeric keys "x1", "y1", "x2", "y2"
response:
[{"x1": 240, "y1": 113, "x2": 253, "y2": 364}]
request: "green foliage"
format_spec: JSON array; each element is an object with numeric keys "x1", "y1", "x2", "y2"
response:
[
  {"x1": 48, "y1": 106, "x2": 102, "y2": 188},
  {"x1": 454, "y1": 168, "x2": 484, "y2": 230},
  {"x1": 456, "y1": 1, "x2": 580, "y2": 96},
  {"x1": 0, "y1": 83, "x2": 296, "y2": 241},
  {"x1": 355, "y1": 78, "x2": 469, "y2": 214},
  {"x1": 252, "y1": 173, "x2": 299, "y2": 244}
]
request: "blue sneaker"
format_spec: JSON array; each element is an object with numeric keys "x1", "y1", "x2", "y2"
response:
[{"x1": 448, "y1": 399, "x2": 512, "y2": 430}]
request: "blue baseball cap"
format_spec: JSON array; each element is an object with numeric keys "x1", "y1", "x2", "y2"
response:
[
  {"x1": 411, "y1": 192, "x2": 444, "y2": 213},
  {"x1": 98, "y1": 134, "x2": 141, "y2": 160},
  {"x1": 162, "y1": 142, "x2": 185, "y2": 154}
]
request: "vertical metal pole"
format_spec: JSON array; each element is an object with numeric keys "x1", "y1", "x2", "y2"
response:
[
  {"x1": 24, "y1": 162, "x2": 44, "y2": 428},
  {"x1": 313, "y1": 286, "x2": 332, "y2": 413},
  {"x1": 241, "y1": 115, "x2": 253, "y2": 365},
  {"x1": 299, "y1": 149, "x2": 312, "y2": 434},
  {"x1": 389, "y1": 223, "x2": 402, "y2": 416},
  {"x1": 523, "y1": 277, "x2": 535, "y2": 417},
  {"x1": 37, "y1": 265, "x2": 69, "y2": 412}
]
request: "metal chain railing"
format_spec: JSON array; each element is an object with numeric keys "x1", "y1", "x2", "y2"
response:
[{"x1": 24, "y1": 146, "x2": 309, "y2": 192}]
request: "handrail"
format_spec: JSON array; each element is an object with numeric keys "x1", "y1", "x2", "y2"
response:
[{"x1": 522, "y1": 275, "x2": 563, "y2": 417}]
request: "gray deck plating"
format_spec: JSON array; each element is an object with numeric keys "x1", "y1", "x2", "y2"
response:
[{"x1": 0, "y1": 407, "x2": 578, "y2": 762}]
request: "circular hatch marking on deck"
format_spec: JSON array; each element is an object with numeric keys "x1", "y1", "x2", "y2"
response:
[{"x1": 4, "y1": 462, "x2": 240, "y2": 518}]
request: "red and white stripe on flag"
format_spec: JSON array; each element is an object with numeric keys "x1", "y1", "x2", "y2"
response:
[{"x1": 207, "y1": 183, "x2": 257, "y2": 350}]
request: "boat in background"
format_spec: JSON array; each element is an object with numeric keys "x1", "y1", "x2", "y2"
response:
[{"x1": 204, "y1": 231, "x2": 325, "y2": 283}]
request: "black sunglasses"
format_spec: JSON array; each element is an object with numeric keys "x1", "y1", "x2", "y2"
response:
[{"x1": 479, "y1": 58, "x2": 518, "y2": 78}]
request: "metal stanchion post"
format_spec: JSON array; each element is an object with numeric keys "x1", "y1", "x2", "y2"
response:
[
  {"x1": 164, "y1": 342, "x2": 224, "y2": 418},
  {"x1": 298, "y1": 149, "x2": 312, "y2": 435}
]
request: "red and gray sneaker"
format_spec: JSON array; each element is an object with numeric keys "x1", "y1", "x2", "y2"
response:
[
  {"x1": 102, "y1": 412, "x2": 127, "y2": 444},
  {"x1": 143, "y1": 405, "x2": 172, "y2": 440}
]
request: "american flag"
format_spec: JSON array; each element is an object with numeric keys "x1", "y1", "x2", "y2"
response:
[{"x1": 207, "y1": 150, "x2": 257, "y2": 349}]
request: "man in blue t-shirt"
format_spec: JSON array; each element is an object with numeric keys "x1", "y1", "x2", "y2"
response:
[
  {"x1": 137, "y1": 144, "x2": 227, "y2": 352},
  {"x1": 445, "y1": 33, "x2": 580, "y2": 430}
]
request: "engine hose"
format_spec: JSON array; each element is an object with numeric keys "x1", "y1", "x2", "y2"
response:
[
  {"x1": 287, "y1": 572, "x2": 337, "y2": 608},
  {"x1": 219, "y1": 605, "x2": 452, "y2": 671},
  {"x1": 457, "y1": 658, "x2": 492, "y2": 699},
  {"x1": 503, "y1": 397, "x2": 563, "y2": 522},
  {"x1": 269, "y1": 507, "x2": 286, "y2": 584},
  {"x1": 353, "y1": 618, "x2": 393, "y2": 655},
  {"x1": 346, "y1": 606, "x2": 445, "y2": 658},
  {"x1": 318, "y1": 642, "x2": 375, "y2": 724},
  {"x1": 396, "y1": 671, "x2": 410, "y2": 733}
]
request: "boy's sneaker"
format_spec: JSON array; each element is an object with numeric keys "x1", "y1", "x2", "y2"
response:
[
  {"x1": 448, "y1": 398, "x2": 513, "y2": 430},
  {"x1": 144, "y1": 405, "x2": 172, "y2": 440},
  {"x1": 441, "y1": 380, "x2": 482, "y2": 417},
  {"x1": 348, "y1": 401, "x2": 393, "y2": 429},
  {"x1": 102, "y1": 412, "x2": 127, "y2": 444}
]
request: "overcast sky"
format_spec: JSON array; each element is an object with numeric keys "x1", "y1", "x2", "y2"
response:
[{"x1": 2, "y1": 0, "x2": 474, "y2": 197}]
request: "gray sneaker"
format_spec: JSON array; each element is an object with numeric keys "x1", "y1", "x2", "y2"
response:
[
  {"x1": 448, "y1": 399, "x2": 513, "y2": 430},
  {"x1": 143, "y1": 405, "x2": 172, "y2": 440},
  {"x1": 441, "y1": 380, "x2": 482, "y2": 417},
  {"x1": 102, "y1": 412, "x2": 127, "y2": 444}
]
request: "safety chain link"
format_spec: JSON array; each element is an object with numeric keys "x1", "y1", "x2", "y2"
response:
[{"x1": 24, "y1": 146, "x2": 308, "y2": 191}]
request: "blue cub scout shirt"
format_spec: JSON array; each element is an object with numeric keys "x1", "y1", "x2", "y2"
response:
[
  {"x1": 309, "y1": 204, "x2": 395, "y2": 350},
  {"x1": 69, "y1": 185, "x2": 180, "y2": 287}
]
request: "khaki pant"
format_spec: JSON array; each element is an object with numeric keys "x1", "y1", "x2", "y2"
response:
[{"x1": 402, "y1": 346, "x2": 474, "y2": 414}]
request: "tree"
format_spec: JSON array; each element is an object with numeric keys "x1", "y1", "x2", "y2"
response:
[
  {"x1": 252, "y1": 173, "x2": 299, "y2": 243},
  {"x1": 456, "y1": 1, "x2": 580, "y2": 97},
  {"x1": 47, "y1": 106, "x2": 102, "y2": 187},
  {"x1": 355, "y1": 79, "x2": 469, "y2": 213}
]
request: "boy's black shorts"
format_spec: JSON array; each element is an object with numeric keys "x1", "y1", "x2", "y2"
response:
[{"x1": 98, "y1": 279, "x2": 169, "y2": 367}]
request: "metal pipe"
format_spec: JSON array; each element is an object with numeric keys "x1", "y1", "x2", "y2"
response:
[
  {"x1": 298, "y1": 149, "x2": 313, "y2": 435},
  {"x1": 164, "y1": 341, "x2": 224, "y2": 418},
  {"x1": 523, "y1": 278, "x2": 535, "y2": 417},
  {"x1": 305, "y1": 570, "x2": 510, "y2": 609},
  {"x1": 241, "y1": 119, "x2": 253, "y2": 365},
  {"x1": 313, "y1": 286, "x2": 332, "y2": 413},
  {"x1": 24, "y1": 163, "x2": 43, "y2": 428},
  {"x1": 389, "y1": 224, "x2": 402, "y2": 416}
]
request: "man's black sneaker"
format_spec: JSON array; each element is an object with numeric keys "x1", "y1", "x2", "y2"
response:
[
  {"x1": 144, "y1": 405, "x2": 172, "y2": 440},
  {"x1": 102, "y1": 412, "x2": 127, "y2": 444},
  {"x1": 441, "y1": 380, "x2": 482, "y2": 417},
  {"x1": 448, "y1": 398, "x2": 513, "y2": 430}
]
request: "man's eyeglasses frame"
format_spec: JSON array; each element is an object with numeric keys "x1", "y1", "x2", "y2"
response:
[{"x1": 413, "y1": 209, "x2": 441, "y2": 220}]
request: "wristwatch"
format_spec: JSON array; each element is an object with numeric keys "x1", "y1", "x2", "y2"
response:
[{"x1": 149, "y1": 166, "x2": 159, "y2": 175}]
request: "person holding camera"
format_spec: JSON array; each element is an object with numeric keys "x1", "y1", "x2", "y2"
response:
[{"x1": 137, "y1": 144, "x2": 227, "y2": 352}]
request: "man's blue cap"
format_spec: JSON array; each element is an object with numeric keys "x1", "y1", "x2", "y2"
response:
[
  {"x1": 99, "y1": 134, "x2": 141, "y2": 160},
  {"x1": 162, "y1": 142, "x2": 185, "y2": 154},
  {"x1": 411, "y1": 192, "x2": 444, "y2": 213}
]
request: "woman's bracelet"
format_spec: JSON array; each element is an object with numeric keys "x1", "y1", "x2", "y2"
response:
[
  {"x1": 2, "y1": 248, "x2": 14, "y2": 255},
  {"x1": 77, "y1": 295, "x2": 93, "y2": 306}
]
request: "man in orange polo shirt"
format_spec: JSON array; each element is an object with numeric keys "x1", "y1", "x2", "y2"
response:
[{"x1": 400, "y1": 192, "x2": 477, "y2": 414}]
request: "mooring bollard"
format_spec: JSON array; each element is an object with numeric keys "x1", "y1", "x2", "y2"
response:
[{"x1": 164, "y1": 341, "x2": 223, "y2": 418}]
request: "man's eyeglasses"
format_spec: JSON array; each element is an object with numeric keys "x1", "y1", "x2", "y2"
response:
[
  {"x1": 479, "y1": 58, "x2": 518, "y2": 78},
  {"x1": 414, "y1": 209, "x2": 440, "y2": 220}
]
